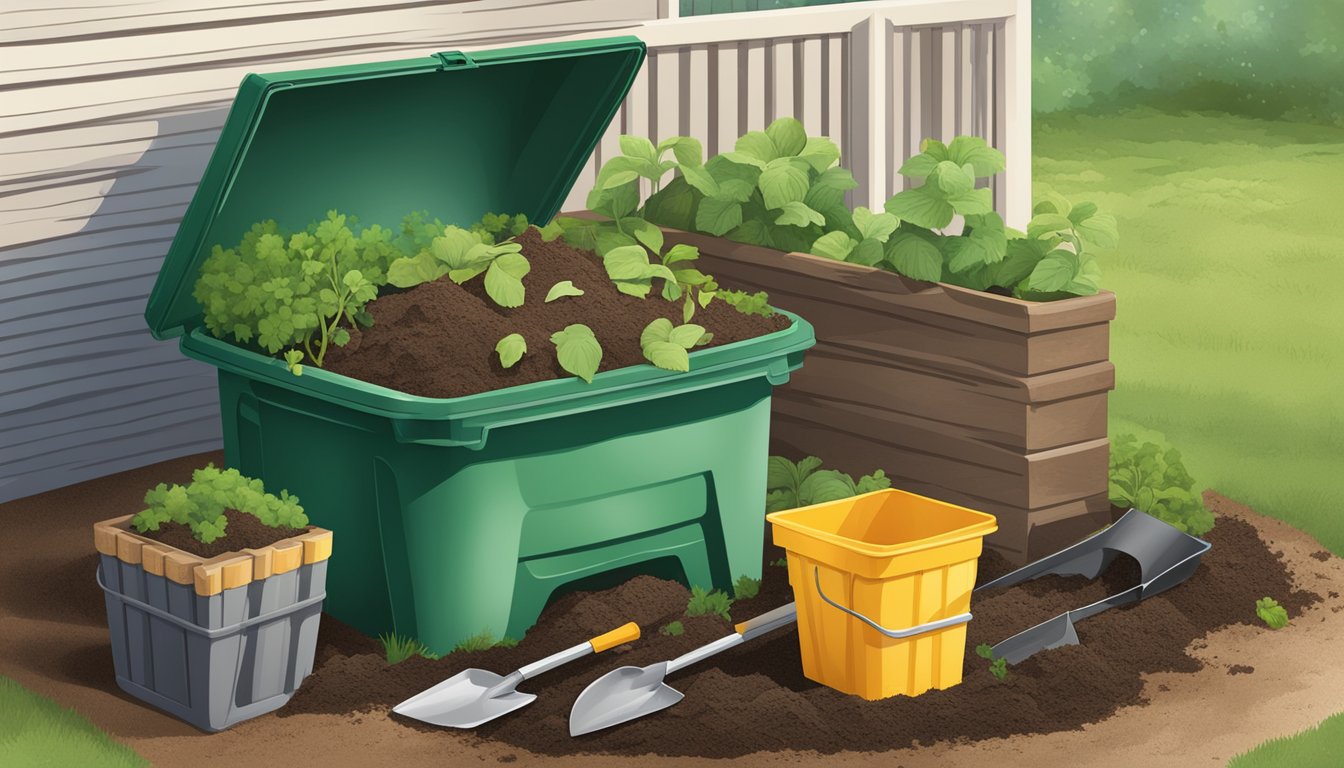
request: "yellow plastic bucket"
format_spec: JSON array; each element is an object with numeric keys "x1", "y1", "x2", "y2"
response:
[{"x1": 767, "y1": 488, "x2": 997, "y2": 700}]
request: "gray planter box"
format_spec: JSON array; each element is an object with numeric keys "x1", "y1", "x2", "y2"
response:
[{"x1": 94, "y1": 516, "x2": 331, "y2": 732}]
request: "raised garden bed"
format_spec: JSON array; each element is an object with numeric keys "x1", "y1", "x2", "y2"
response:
[{"x1": 282, "y1": 494, "x2": 1315, "y2": 757}]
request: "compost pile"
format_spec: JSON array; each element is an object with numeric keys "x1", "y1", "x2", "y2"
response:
[
  {"x1": 323, "y1": 228, "x2": 789, "y2": 398},
  {"x1": 285, "y1": 505, "x2": 1316, "y2": 758}
]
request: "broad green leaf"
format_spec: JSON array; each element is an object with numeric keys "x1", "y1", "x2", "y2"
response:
[
  {"x1": 774, "y1": 201, "x2": 826, "y2": 228},
  {"x1": 628, "y1": 218, "x2": 665, "y2": 254},
  {"x1": 767, "y1": 455, "x2": 801, "y2": 491},
  {"x1": 619, "y1": 135, "x2": 658, "y2": 163},
  {"x1": 851, "y1": 238, "x2": 885, "y2": 266},
  {"x1": 994, "y1": 238, "x2": 1053, "y2": 288},
  {"x1": 898, "y1": 152, "x2": 941, "y2": 179},
  {"x1": 696, "y1": 197, "x2": 744, "y2": 235},
  {"x1": 948, "y1": 187, "x2": 995, "y2": 217},
  {"x1": 798, "y1": 136, "x2": 841, "y2": 172},
  {"x1": 599, "y1": 168, "x2": 640, "y2": 191},
  {"x1": 1027, "y1": 249, "x2": 1079, "y2": 292},
  {"x1": 946, "y1": 135, "x2": 1006, "y2": 177},
  {"x1": 735, "y1": 130, "x2": 778, "y2": 163},
  {"x1": 1067, "y1": 201, "x2": 1098, "y2": 224},
  {"x1": 659, "y1": 136, "x2": 704, "y2": 167},
  {"x1": 284, "y1": 349, "x2": 304, "y2": 377},
  {"x1": 885, "y1": 185, "x2": 955, "y2": 230},
  {"x1": 605, "y1": 180, "x2": 640, "y2": 220},
  {"x1": 726, "y1": 219, "x2": 769, "y2": 246},
  {"x1": 1256, "y1": 597, "x2": 1289, "y2": 630},
  {"x1": 386, "y1": 251, "x2": 446, "y2": 288},
  {"x1": 758, "y1": 160, "x2": 810, "y2": 209},
  {"x1": 642, "y1": 177, "x2": 698, "y2": 230},
  {"x1": 495, "y1": 333, "x2": 526, "y2": 368},
  {"x1": 1032, "y1": 184, "x2": 1073, "y2": 216},
  {"x1": 483, "y1": 252, "x2": 530, "y2": 307},
  {"x1": 718, "y1": 150, "x2": 767, "y2": 169},
  {"x1": 705, "y1": 156, "x2": 761, "y2": 202},
  {"x1": 798, "y1": 469, "x2": 858, "y2": 505},
  {"x1": 885, "y1": 232, "x2": 944, "y2": 281},
  {"x1": 544, "y1": 280, "x2": 584, "y2": 302},
  {"x1": 332, "y1": 328, "x2": 351, "y2": 347},
  {"x1": 931, "y1": 161, "x2": 976, "y2": 196},
  {"x1": 614, "y1": 281, "x2": 652, "y2": 298},
  {"x1": 682, "y1": 295, "x2": 695, "y2": 323},
  {"x1": 947, "y1": 212, "x2": 1007, "y2": 271},
  {"x1": 641, "y1": 317, "x2": 673, "y2": 347},
  {"x1": 1075, "y1": 211, "x2": 1120, "y2": 251},
  {"x1": 1066, "y1": 254, "x2": 1103, "y2": 295},
  {"x1": 552, "y1": 216, "x2": 602, "y2": 250},
  {"x1": 1028, "y1": 213, "x2": 1073, "y2": 241},
  {"x1": 919, "y1": 137, "x2": 950, "y2": 157},
  {"x1": 550, "y1": 324, "x2": 602, "y2": 383},
  {"x1": 594, "y1": 229, "x2": 639, "y2": 256},
  {"x1": 765, "y1": 117, "x2": 808, "y2": 157},
  {"x1": 810, "y1": 231, "x2": 857, "y2": 261},
  {"x1": 852, "y1": 207, "x2": 900, "y2": 242},
  {"x1": 604, "y1": 246, "x2": 658, "y2": 280},
  {"x1": 643, "y1": 340, "x2": 690, "y2": 372},
  {"x1": 680, "y1": 163, "x2": 720, "y2": 197},
  {"x1": 668, "y1": 323, "x2": 706, "y2": 349},
  {"x1": 663, "y1": 243, "x2": 700, "y2": 265}
]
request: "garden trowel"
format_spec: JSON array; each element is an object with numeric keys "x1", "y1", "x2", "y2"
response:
[
  {"x1": 394, "y1": 621, "x2": 640, "y2": 728},
  {"x1": 569, "y1": 602, "x2": 798, "y2": 736}
]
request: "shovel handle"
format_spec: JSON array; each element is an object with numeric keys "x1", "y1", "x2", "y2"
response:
[{"x1": 589, "y1": 622, "x2": 640, "y2": 653}]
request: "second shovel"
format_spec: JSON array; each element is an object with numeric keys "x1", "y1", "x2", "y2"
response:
[{"x1": 569, "y1": 602, "x2": 798, "y2": 736}]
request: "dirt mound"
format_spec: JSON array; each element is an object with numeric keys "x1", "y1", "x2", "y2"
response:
[
  {"x1": 323, "y1": 228, "x2": 789, "y2": 398},
  {"x1": 283, "y1": 514, "x2": 1315, "y2": 758}
]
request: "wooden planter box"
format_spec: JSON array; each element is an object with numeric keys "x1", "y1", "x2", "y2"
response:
[
  {"x1": 93, "y1": 516, "x2": 332, "y2": 731},
  {"x1": 665, "y1": 230, "x2": 1116, "y2": 562}
]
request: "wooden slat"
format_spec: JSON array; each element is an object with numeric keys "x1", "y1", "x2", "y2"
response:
[
  {"x1": 687, "y1": 44, "x2": 711, "y2": 143},
  {"x1": 798, "y1": 37, "x2": 823, "y2": 137},
  {"x1": 769, "y1": 35, "x2": 794, "y2": 123},
  {"x1": 823, "y1": 35, "x2": 844, "y2": 152},
  {"x1": 713, "y1": 42, "x2": 739, "y2": 156},
  {"x1": 743, "y1": 39, "x2": 767, "y2": 131}
]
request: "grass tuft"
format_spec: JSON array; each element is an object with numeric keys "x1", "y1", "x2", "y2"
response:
[{"x1": 0, "y1": 676, "x2": 147, "y2": 767}]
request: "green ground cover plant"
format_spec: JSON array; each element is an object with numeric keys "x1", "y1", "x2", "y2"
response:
[
  {"x1": 733, "y1": 575, "x2": 761, "y2": 600},
  {"x1": 1230, "y1": 711, "x2": 1344, "y2": 768},
  {"x1": 974, "y1": 643, "x2": 1008, "y2": 682},
  {"x1": 1109, "y1": 434, "x2": 1214, "y2": 536},
  {"x1": 0, "y1": 676, "x2": 146, "y2": 768},
  {"x1": 379, "y1": 633, "x2": 438, "y2": 664},
  {"x1": 686, "y1": 586, "x2": 733, "y2": 622},
  {"x1": 130, "y1": 464, "x2": 305, "y2": 545},
  {"x1": 765, "y1": 456, "x2": 890, "y2": 512},
  {"x1": 660, "y1": 621, "x2": 685, "y2": 637},
  {"x1": 1255, "y1": 597, "x2": 1290, "y2": 630},
  {"x1": 454, "y1": 631, "x2": 519, "y2": 653}
]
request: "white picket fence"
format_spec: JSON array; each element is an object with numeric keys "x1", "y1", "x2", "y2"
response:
[
  {"x1": 0, "y1": 0, "x2": 1030, "y2": 502},
  {"x1": 544, "y1": 0, "x2": 1031, "y2": 224}
]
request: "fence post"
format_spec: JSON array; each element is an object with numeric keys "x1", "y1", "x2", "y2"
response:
[
  {"x1": 848, "y1": 13, "x2": 889, "y2": 210},
  {"x1": 1001, "y1": 0, "x2": 1031, "y2": 226},
  {"x1": 657, "y1": 0, "x2": 679, "y2": 20}
]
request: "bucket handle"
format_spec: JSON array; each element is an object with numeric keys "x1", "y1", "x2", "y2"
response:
[{"x1": 813, "y1": 567, "x2": 972, "y2": 639}]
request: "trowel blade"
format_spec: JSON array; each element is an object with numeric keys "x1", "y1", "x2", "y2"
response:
[
  {"x1": 569, "y1": 662, "x2": 684, "y2": 736},
  {"x1": 393, "y1": 668, "x2": 536, "y2": 728}
]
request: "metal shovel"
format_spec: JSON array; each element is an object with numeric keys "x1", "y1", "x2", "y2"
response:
[
  {"x1": 394, "y1": 621, "x2": 640, "y2": 728},
  {"x1": 569, "y1": 602, "x2": 798, "y2": 736}
]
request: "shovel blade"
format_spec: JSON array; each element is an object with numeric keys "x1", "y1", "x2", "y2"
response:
[
  {"x1": 569, "y1": 662, "x2": 684, "y2": 736},
  {"x1": 393, "y1": 668, "x2": 536, "y2": 728}
]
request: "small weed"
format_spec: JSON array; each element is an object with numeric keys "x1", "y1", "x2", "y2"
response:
[
  {"x1": 455, "y1": 630, "x2": 519, "y2": 653},
  {"x1": 771, "y1": 558, "x2": 788, "y2": 567},
  {"x1": 687, "y1": 585, "x2": 734, "y2": 622},
  {"x1": 660, "y1": 621, "x2": 685, "y2": 637},
  {"x1": 1255, "y1": 597, "x2": 1289, "y2": 629},
  {"x1": 734, "y1": 575, "x2": 761, "y2": 600},
  {"x1": 379, "y1": 633, "x2": 433, "y2": 665},
  {"x1": 975, "y1": 643, "x2": 1008, "y2": 681}
]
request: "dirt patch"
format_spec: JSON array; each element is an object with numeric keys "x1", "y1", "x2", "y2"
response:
[
  {"x1": 136, "y1": 508, "x2": 309, "y2": 559},
  {"x1": 324, "y1": 228, "x2": 789, "y2": 398},
  {"x1": 283, "y1": 514, "x2": 1315, "y2": 758},
  {"x1": 1228, "y1": 664, "x2": 1255, "y2": 675},
  {"x1": 1311, "y1": 550, "x2": 1331, "y2": 562}
]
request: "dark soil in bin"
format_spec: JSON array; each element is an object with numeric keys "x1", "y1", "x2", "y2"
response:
[
  {"x1": 324, "y1": 228, "x2": 790, "y2": 398},
  {"x1": 136, "y1": 508, "x2": 309, "y2": 558},
  {"x1": 284, "y1": 513, "x2": 1316, "y2": 758}
]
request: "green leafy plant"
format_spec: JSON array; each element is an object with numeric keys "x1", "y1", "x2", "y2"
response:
[
  {"x1": 544, "y1": 280, "x2": 584, "y2": 302},
  {"x1": 810, "y1": 206, "x2": 901, "y2": 267},
  {"x1": 1005, "y1": 185, "x2": 1118, "y2": 299},
  {"x1": 1256, "y1": 597, "x2": 1290, "y2": 630},
  {"x1": 771, "y1": 557, "x2": 788, "y2": 568},
  {"x1": 765, "y1": 455, "x2": 891, "y2": 513},
  {"x1": 686, "y1": 585, "x2": 733, "y2": 622},
  {"x1": 640, "y1": 318, "x2": 711, "y2": 372},
  {"x1": 195, "y1": 210, "x2": 394, "y2": 371},
  {"x1": 660, "y1": 621, "x2": 685, "y2": 637},
  {"x1": 470, "y1": 212, "x2": 529, "y2": 244},
  {"x1": 130, "y1": 464, "x2": 306, "y2": 545},
  {"x1": 379, "y1": 633, "x2": 436, "y2": 665},
  {"x1": 495, "y1": 333, "x2": 526, "y2": 369},
  {"x1": 1109, "y1": 434, "x2": 1215, "y2": 535},
  {"x1": 975, "y1": 643, "x2": 1009, "y2": 681},
  {"x1": 602, "y1": 243, "x2": 678, "y2": 298},
  {"x1": 454, "y1": 631, "x2": 519, "y2": 653},
  {"x1": 717, "y1": 289, "x2": 775, "y2": 317},
  {"x1": 386, "y1": 225, "x2": 529, "y2": 307},
  {"x1": 733, "y1": 575, "x2": 761, "y2": 600},
  {"x1": 550, "y1": 324, "x2": 602, "y2": 383}
]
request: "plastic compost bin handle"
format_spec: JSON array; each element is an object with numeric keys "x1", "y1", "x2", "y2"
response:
[
  {"x1": 813, "y1": 567, "x2": 972, "y2": 639},
  {"x1": 588, "y1": 622, "x2": 641, "y2": 653}
]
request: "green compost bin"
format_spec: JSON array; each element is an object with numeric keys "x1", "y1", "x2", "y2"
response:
[{"x1": 144, "y1": 37, "x2": 816, "y2": 654}]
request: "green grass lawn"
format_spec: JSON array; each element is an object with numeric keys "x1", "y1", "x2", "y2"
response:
[
  {"x1": 1035, "y1": 108, "x2": 1344, "y2": 555},
  {"x1": 0, "y1": 675, "x2": 145, "y2": 767},
  {"x1": 1228, "y1": 711, "x2": 1344, "y2": 767}
]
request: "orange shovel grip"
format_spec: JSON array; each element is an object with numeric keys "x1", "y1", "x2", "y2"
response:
[{"x1": 589, "y1": 621, "x2": 640, "y2": 653}]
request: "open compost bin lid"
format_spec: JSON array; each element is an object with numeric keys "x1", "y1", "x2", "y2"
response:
[{"x1": 145, "y1": 37, "x2": 646, "y2": 340}]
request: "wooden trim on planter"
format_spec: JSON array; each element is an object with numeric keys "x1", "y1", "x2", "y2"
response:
[{"x1": 93, "y1": 515, "x2": 333, "y2": 597}]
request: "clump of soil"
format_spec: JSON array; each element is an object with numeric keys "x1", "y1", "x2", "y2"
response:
[
  {"x1": 324, "y1": 228, "x2": 790, "y2": 398},
  {"x1": 284, "y1": 514, "x2": 1316, "y2": 757},
  {"x1": 137, "y1": 508, "x2": 308, "y2": 558}
]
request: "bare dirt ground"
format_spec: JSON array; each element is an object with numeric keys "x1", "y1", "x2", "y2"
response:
[{"x1": 2, "y1": 453, "x2": 1342, "y2": 767}]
